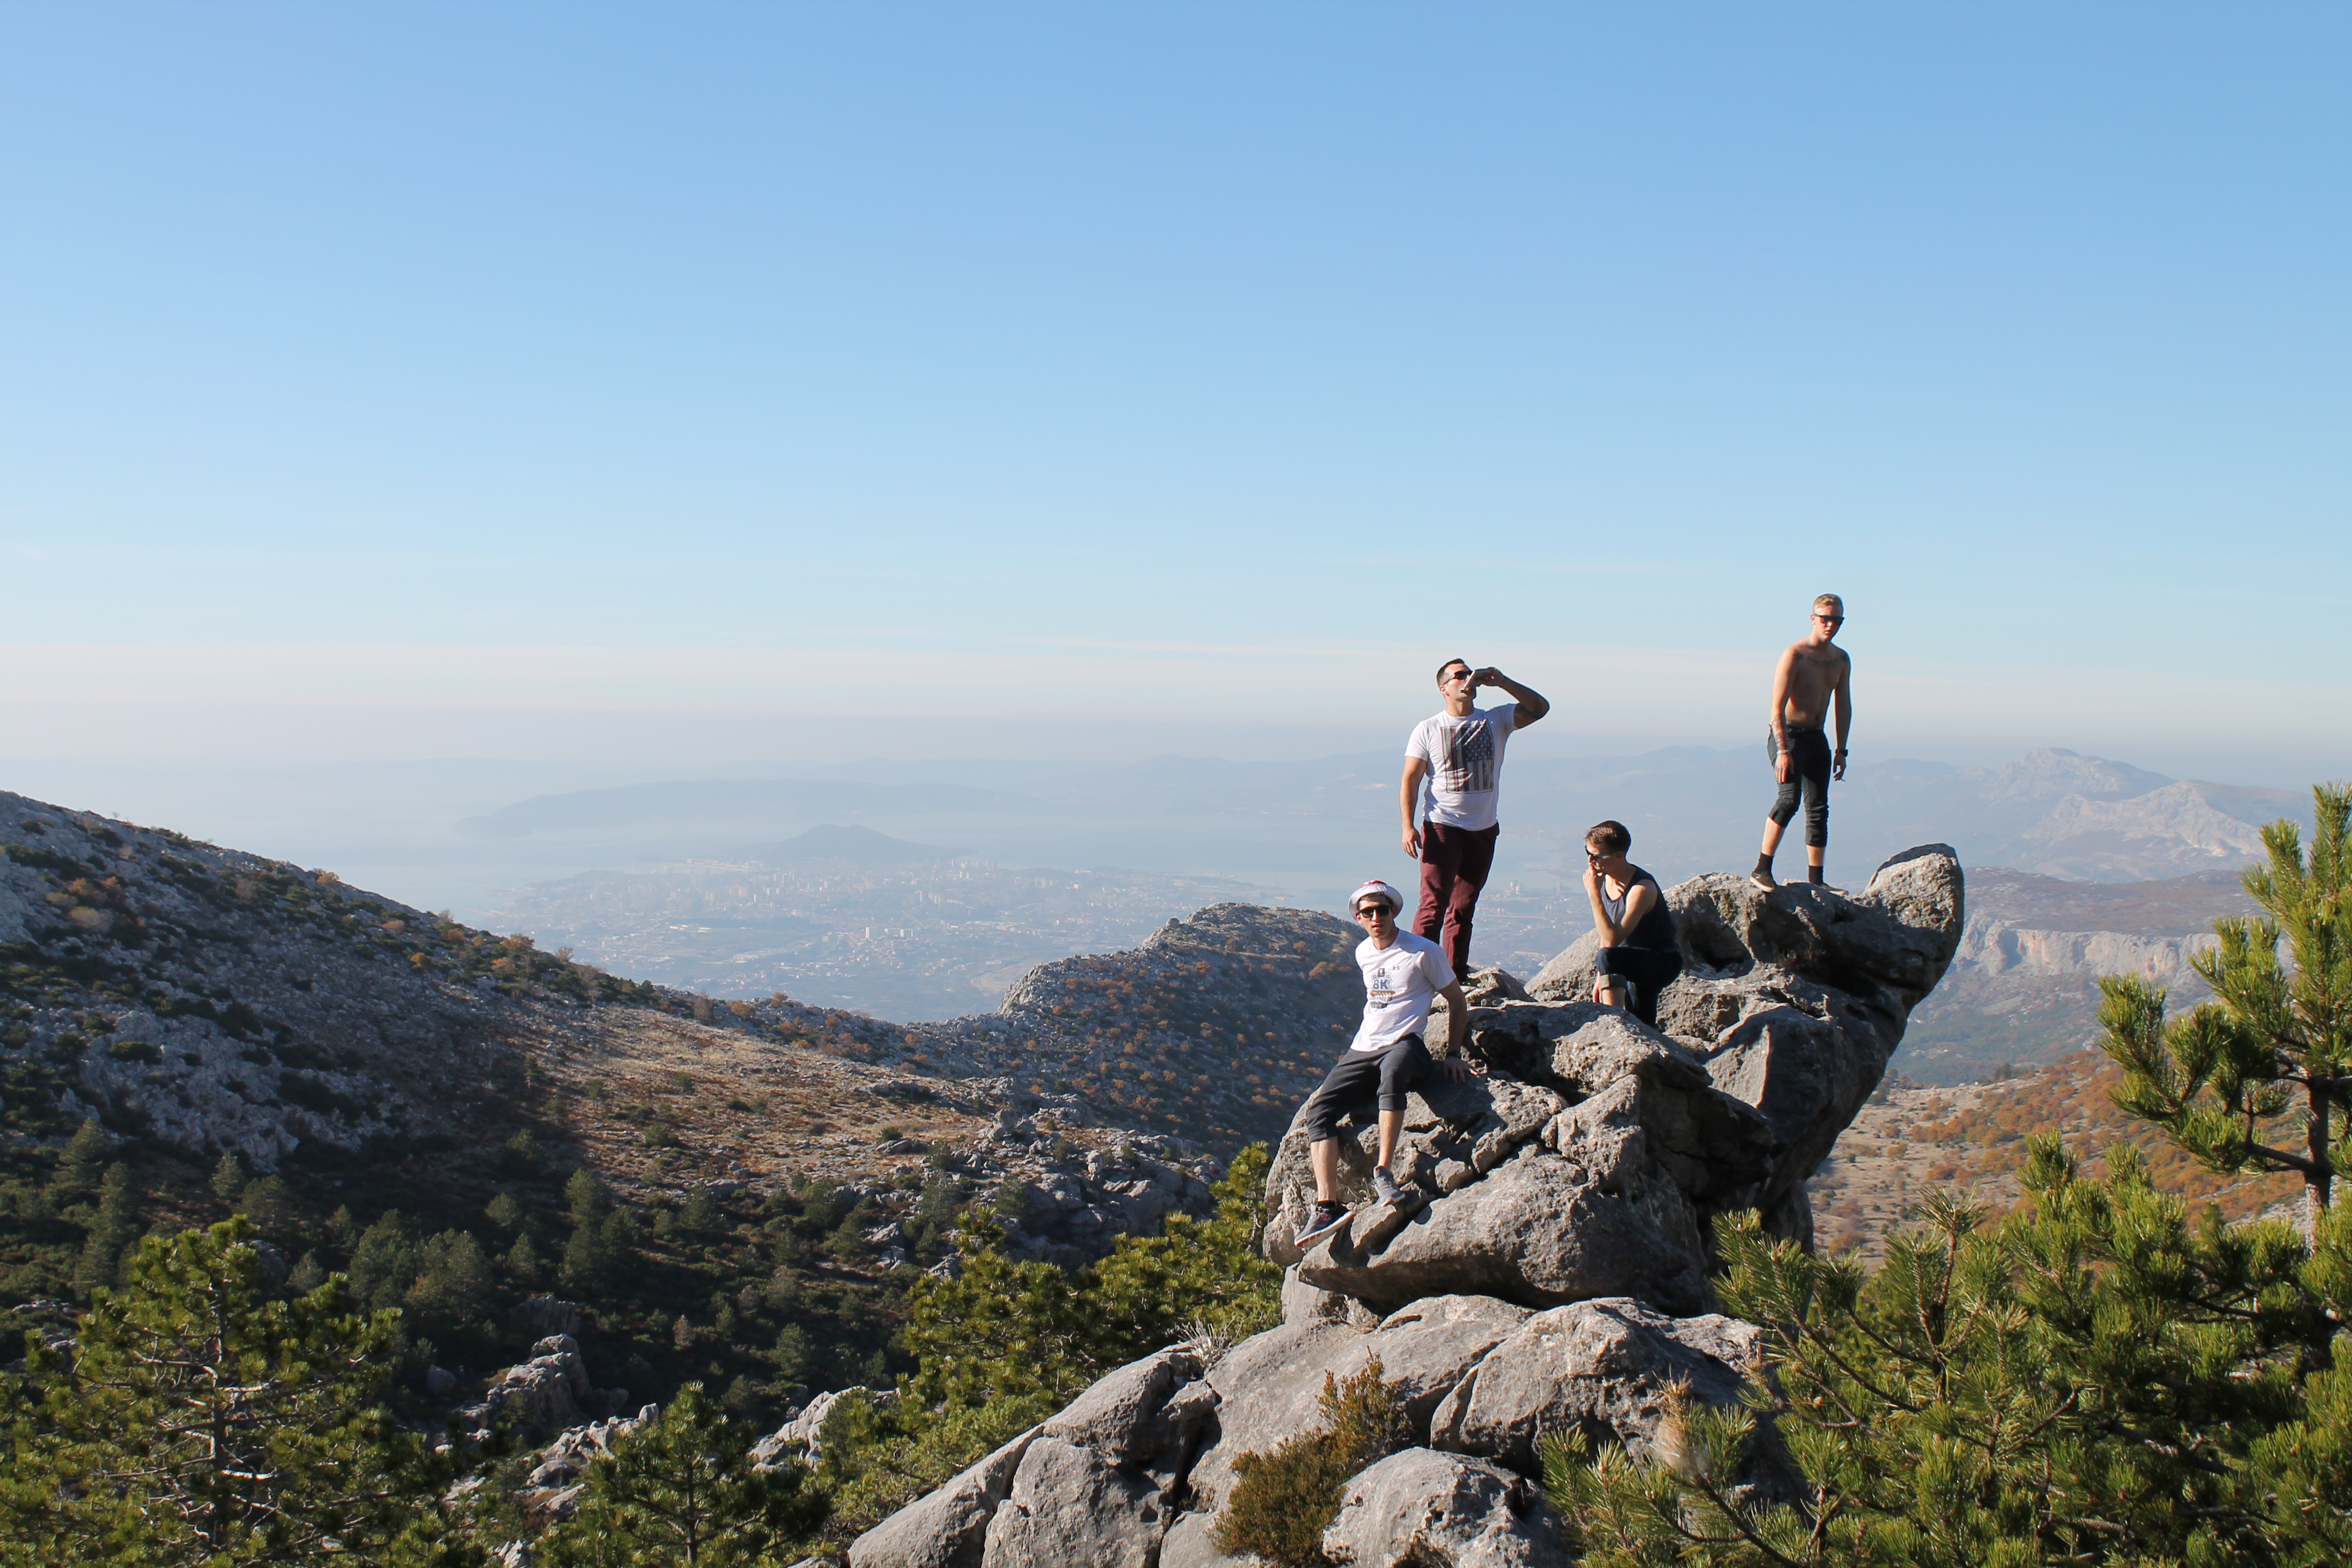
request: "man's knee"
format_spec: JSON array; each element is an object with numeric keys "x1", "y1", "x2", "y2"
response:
[
  {"x1": 1376, "y1": 1040, "x2": 1431, "y2": 1109},
  {"x1": 1770, "y1": 791, "x2": 1800, "y2": 827}
]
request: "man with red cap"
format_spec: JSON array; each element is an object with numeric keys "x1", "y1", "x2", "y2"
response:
[{"x1": 1293, "y1": 879, "x2": 1477, "y2": 1248}]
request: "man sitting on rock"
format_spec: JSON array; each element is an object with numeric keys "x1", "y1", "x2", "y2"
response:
[
  {"x1": 1294, "y1": 880, "x2": 1477, "y2": 1248},
  {"x1": 1580, "y1": 820, "x2": 1682, "y2": 1029}
]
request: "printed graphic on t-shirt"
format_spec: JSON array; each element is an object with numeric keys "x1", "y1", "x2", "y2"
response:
[{"x1": 1434, "y1": 718, "x2": 1498, "y2": 794}]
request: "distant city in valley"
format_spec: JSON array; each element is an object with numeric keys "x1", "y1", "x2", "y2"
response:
[{"x1": 481, "y1": 824, "x2": 1580, "y2": 1020}]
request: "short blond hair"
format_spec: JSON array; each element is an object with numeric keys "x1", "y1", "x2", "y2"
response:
[{"x1": 1812, "y1": 592, "x2": 1843, "y2": 612}]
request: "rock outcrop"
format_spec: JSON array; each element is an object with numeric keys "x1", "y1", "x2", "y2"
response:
[
  {"x1": 456, "y1": 1335, "x2": 633, "y2": 1445},
  {"x1": 848, "y1": 846, "x2": 1963, "y2": 1566}
]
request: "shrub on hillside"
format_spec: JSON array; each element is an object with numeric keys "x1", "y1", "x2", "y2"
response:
[{"x1": 1212, "y1": 1360, "x2": 1407, "y2": 1567}]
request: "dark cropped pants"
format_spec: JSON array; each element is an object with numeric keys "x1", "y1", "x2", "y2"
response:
[
  {"x1": 1595, "y1": 945, "x2": 1683, "y2": 1028},
  {"x1": 1300, "y1": 1033, "x2": 1434, "y2": 1143},
  {"x1": 1767, "y1": 727, "x2": 1833, "y2": 848}
]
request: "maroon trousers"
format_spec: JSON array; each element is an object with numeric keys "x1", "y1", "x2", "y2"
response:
[{"x1": 1414, "y1": 822, "x2": 1499, "y2": 975}]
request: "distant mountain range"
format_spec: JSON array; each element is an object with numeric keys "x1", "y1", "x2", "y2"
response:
[{"x1": 454, "y1": 746, "x2": 2311, "y2": 891}]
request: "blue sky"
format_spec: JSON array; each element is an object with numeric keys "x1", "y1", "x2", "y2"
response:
[{"x1": 3, "y1": 3, "x2": 2347, "y2": 782}]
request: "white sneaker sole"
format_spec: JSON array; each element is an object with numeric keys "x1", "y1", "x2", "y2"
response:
[{"x1": 1296, "y1": 1212, "x2": 1350, "y2": 1248}]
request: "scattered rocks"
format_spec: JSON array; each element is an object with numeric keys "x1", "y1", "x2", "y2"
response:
[{"x1": 513, "y1": 1404, "x2": 660, "y2": 1520}]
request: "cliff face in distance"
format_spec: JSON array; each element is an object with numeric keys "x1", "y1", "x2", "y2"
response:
[{"x1": 1896, "y1": 864, "x2": 2257, "y2": 1084}]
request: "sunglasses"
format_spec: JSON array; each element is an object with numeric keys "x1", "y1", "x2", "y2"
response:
[
  {"x1": 1354, "y1": 905, "x2": 1393, "y2": 921},
  {"x1": 1815, "y1": 614, "x2": 1844, "y2": 625},
  {"x1": 1443, "y1": 668, "x2": 1476, "y2": 683}
]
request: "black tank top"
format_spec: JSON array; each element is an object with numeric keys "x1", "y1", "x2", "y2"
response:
[{"x1": 1603, "y1": 864, "x2": 1679, "y2": 951}]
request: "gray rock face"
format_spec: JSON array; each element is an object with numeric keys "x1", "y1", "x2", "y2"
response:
[
  {"x1": 1187, "y1": 1295, "x2": 1532, "y2": 1510},
  {"x1": 1429, "y1": 1298, "x2": 1762, "y2": 1474},
  {"x1": 980, "y1": 1436, "x2": 1165, "y2": 1568},
  {"x1": 1323, "y1": 1448, "x2": 1571, "y2": 1568},
  {"x1": 847, "y1": 1425, "x2": 1041, "y2": 1568},
  {"x1": 851, "y1": 848, "x2": 1964, "y2": 1568},
  {"x1": 1042, "y1": 1347, "x2": 1207, "y2": 1466}
]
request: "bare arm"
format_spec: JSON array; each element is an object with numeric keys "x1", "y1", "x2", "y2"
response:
[
  {"x1": 1476, "y1": 667, "x2": 1549, "y2": 728},
  {"x1": 1832, "y1": 655, "x2": 1854, "y2": 776},
  {"x1": 1584, "y1": 870, "x2": 1653, "y2": 947},
  {"x1": 1400, "y1": 756, "x2": 1428, "y2": 858},
  {"x1": 1769, "y1": 647, "x2": 1796, "y2": 782}
]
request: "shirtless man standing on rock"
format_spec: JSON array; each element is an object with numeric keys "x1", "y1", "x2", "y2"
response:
[{"x1": 1753, "y1": 594, "x2": 1853, "y2": 891}]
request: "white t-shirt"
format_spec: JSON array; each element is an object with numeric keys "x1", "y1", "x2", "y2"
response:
[
  {"x1": 1351, "y1": 930, "x2": 1457, "y2": 1053},
  {"x1": 1406, "y1": 704, "x2": 1519, "y2": 832}
]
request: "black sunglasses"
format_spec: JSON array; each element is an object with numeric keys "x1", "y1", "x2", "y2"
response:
[
  {"x1": 1354, "y1": 905, "x2": 1392, "y2": 920},
  {"x1": 1815, "y1": 613, "x2": 1844, "y2": 625}
]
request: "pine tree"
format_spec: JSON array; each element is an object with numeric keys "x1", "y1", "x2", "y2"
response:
[
  {"x1": 770, "y1": 1321, "x2": 811, "y2": 1386},
  {"x1": 560, "y1": 1216, "x2": 608, "y2": 1293},
  {"x1": 210, "y1": 1148, "x2": 251, "y2": 1206},
  {"x1": 69, "y1": 1161, "x2": 139, "y2": 1296},
  {"x1": 483, "y1": 1190, "x2": 525, "y2": 1233},
  {"x1": 47, "y1": 1117, "x2": 106, "y2": 1210},
  {"x1": 502, "y1": 1230, "x2": 544, "y2": 1285},
  {"x1": 2101, "y1": 782, "x2": 2352, "y2": 1215},
  {"x1": 403, "y1": 1230, "x2": 494, "y2": 1337},
  {"x1": 1544, "y1": 1139, "x2": 2352, "y2": 1564},
  {"x1": 3, "y1": 1218, "x2": 487, "y2": 1566},
  {"x1": 346, "y1": 1210, "x2": 420, "y2": 1313},
  {"x1": 1085, "y1": 1142, "x2": 1283, "y2": 1356},
  {"x1": 564, "y1": 1166, "x2": 609, "y2": 1227},
  {"x1": 534, "y1": 1382, "x2": 827, "y2": 1567},
  {"x1": 236, "y1": 1174, "x2": 301, "y2": 1241}
]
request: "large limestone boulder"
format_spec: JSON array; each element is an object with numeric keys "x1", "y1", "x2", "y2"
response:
[
  {"x1": 979, "y1": 1436, "x2": 1166, "y2": 1567},
  {"x1": 1184, "y1": 1295, "x2": 1533, "y2": 1510},
  {"x1": 1429, "y1": 1297, "x2": 1762, "y2": 1475},
  {"x1": 846, "y1": 1425, "x2": 1041, "y2": 1568},
  {"x1": 850, "y1": 850, "x2": 1964, "y2": 1568},
  {"x1": 1323, "y1": 1448, "x2": 1571, "y2": 1567}
]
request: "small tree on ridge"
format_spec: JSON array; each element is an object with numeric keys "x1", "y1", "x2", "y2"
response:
[{"x1": 2100, "y1": 781, "x2": 2352, "y2": 1215}]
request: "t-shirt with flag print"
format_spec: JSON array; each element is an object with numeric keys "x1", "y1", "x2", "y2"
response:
[
  {"x1": 1350, "y1": 930, "x2": 1456, "y2": 1053},
  {"x1": 1406, "y1": 703, "x2": 1519, "y2": 831}
]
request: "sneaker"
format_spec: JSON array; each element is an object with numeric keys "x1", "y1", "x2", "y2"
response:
[
  {"x1": 1370, "y1": 1167, "x2": 1409, "y2": 1207},
  {"x1": 1749, "y1": 868, "x2": 1777, "y2": 891},
  {"x1": 1295, "y1": 1202, "x2": 1349, "y2": 1248}
]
